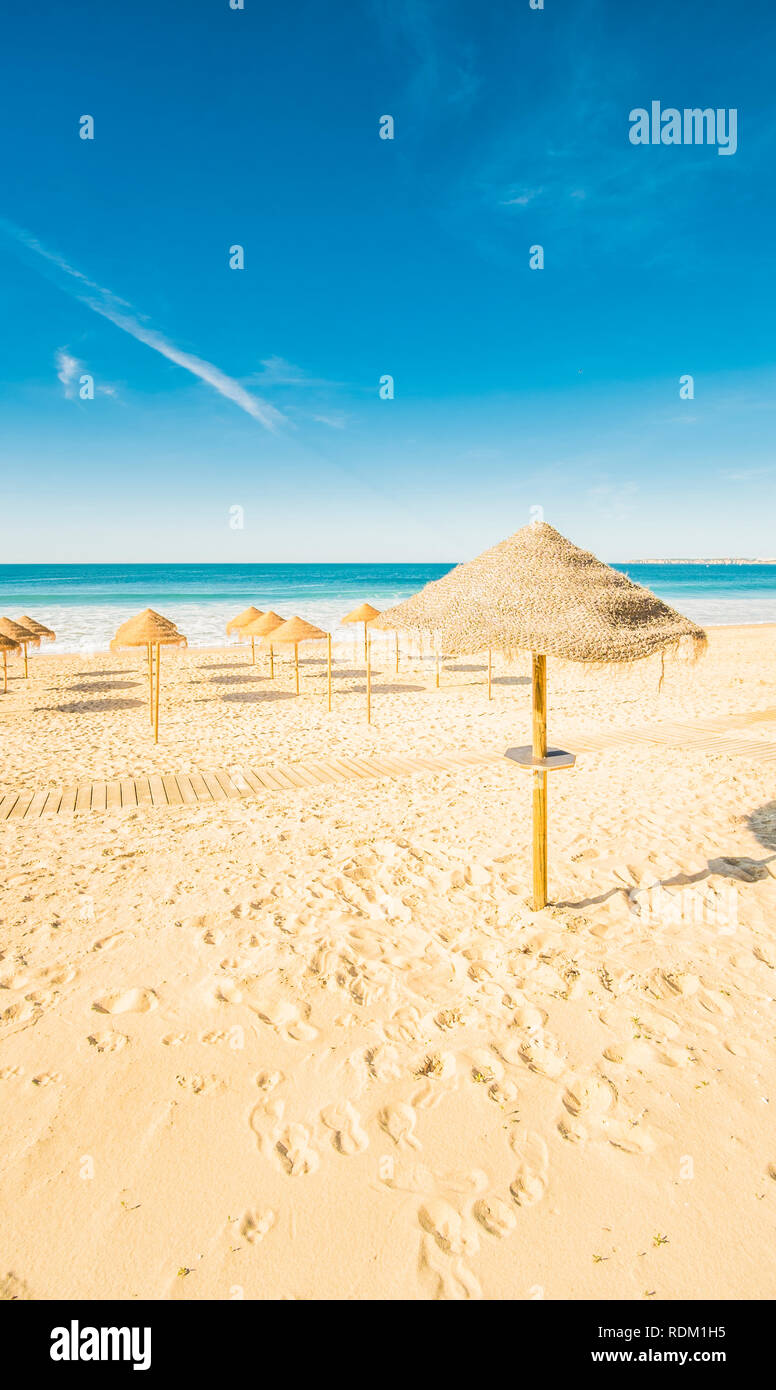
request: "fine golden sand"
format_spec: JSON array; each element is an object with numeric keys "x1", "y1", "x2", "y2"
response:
[{"x1": 1, "y1": 626, "x2": 774, "y2": 1300}]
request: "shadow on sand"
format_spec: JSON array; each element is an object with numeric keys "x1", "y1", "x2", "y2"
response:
[
  {"x1": 348, "y1": 682, "x2": 424, "y2": 695},
  {"x1": 44, "y1": 697, "x2": 146, "y2": 715},
  {"x1": 67, "y1": 680, "x2": 140, "y2": 693},
  {"x1": 556, "y1": 822, "x2": 776, "y2": 910},
  {"x1": 747, "y1": 801, "x2": 776, "y2": 852},
  {"x1": 220, "y1": 689, "x2": 299, "y2": 704},
  {"x1": 72, "y1": 668, "x2": 132, "y2": 679}
]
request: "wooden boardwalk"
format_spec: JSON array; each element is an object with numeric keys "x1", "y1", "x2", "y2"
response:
[
  {"x1": 1, "y1": 714, "x2": 774, "y2": 823},
  {"x1": 0, "y1": 750, "x2": 505, "y2": 822}
]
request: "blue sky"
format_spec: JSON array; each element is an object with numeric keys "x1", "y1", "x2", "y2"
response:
[{"x1": 1, "y1": 0, "x2": 775, "y2": 562}]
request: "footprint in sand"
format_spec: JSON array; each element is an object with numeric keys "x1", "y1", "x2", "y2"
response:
[
  {"x1": 1, "y1": 1001, "x2": 37, "y2": 1025},
  {"x1": 0, "y1": 1065, "x2": 24, "y2": 1080},
  {"x1": 256, "y1": 1070, "x2": 284, "y2": 1093},
  {"x1": 276, "y1": 1124, "x2": 320, "y2": 1177},
  {"x1": 250, "y1": 1094, "x2": 320, "y2": 1177},
  {"x1": 88, "y1": 1031, "x2": 128, "y2": 1053},
  {"x1": 378, "y1": 1102, "x2": 421, "y2": 1150},
  {"x1": 0, "y1": 972, "x2": 32, "y2": 990},
  {"x1": 93, "y1": 988, "x2": 158, "y2": 1015},
  {"x1": 321, "y1": 1102, "x2": 369, "y2": 1155},
  {"x1": 211, "y1": 980, "x2": 243, "y2": 1005},
  {"x1": 518, "y1": 1036, "x2": 566, "y2": 1079},
  {"x1": 698, "y1": 988, "x2": 735, "y2": 1018},
  {"x1": 563, "y1": 1074, "x2": 617, "y2": 1119},
  {"x1": 251, "y1": 995, "x2": 317, "y2": 1042},
  {"x1": 604, "y1": 1039, "x2": 693, "y2": 1069},
  {"x1": 474, "y1": 1196, "x2": 517, "y2": 1239},
  {"x1": 93, "y1": 931, "x2": 130, "y2": 952},
  {"x1": 418, "y1": 1198, "x2": 479, "y2": 1257},
  {"x1": 509, "y1": 1131, "x2": 549, "y2": 1206},
  {"x1": 240, "y1": 1209, "x2": 276, "y2": 1244},
  {"x1": 31, "y1": 1071, "x2": 61, "y2": 1087},
  {"x1": 419, "y1": 1235, "x2": 482, "y2": 1300},
  {"x1": 604, "y1": 1118, "x2": 657, "y2": 1155},
  {"x1": 365, "y1": 1043, "x2": 403, "y2": 1083},
  {"x1": 176, "y1": 1073, "x2": 220, "y2": 1096},
  {"x1": 162, "y1": 1032, "x2": 188, "y2": 1047}
]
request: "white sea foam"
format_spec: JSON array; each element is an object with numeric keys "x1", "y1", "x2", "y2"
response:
[{"x1": 22, "y1": 593, "x2": 776, "y2": 655}]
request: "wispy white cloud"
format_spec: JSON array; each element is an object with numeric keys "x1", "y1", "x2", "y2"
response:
[
  {"x1": 499, "y1": 187, "x2": 544, "y2": 207},
  {"x1": 84, "y1": 298, "x2": 283, "y2": 428},
  {"x1": 311, "y1": 412, "x2": 347, "y2": 430},
  {"x1": 55, "y1": 346, "x2": 119, "y2": 402},
  {"x1": 2, "y1": 219, "x2": 284, "y2": 431},
  {"x1": 55, "y1": 348, "x2": 80, "y2": 398},
  {"x1": 247, "y1": 356, "x2": 340, "y2": 390}
]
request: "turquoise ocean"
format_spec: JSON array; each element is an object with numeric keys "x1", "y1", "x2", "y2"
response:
[{"x1": 1, "y1": 562, "x2": 775, "y2": 653}]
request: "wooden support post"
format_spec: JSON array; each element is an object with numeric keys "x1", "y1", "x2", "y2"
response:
[
  {"x1": 488, "y1": 647, "x2": 492, "y2": 700},
  {"x1": 435, "y1": 648, "x2": 440, "y2": 689},
  {"x1": 269, "y1": 644, "x2": 274, "y2": 680},
  {"x1": 148, "y1": 644, "x2": 154, "y2": 723},
  {"x1": 367, "y1": 642, "x2": 375, "y2": 728},
  {"x1": 531, "y1": 653, "x2": 548, "y2": 910},
  {"x1": 251, "y1": 635, "x2": 255, "y2": 665},
  {"x1": 294, "y1": 644, "x2": 300, "y2": 695},
  {"x1": 327, "y1": 633, "x2": 332, "y2": 712},
  {"x1": 2, "y1": 650, "x2": 7, "y2": 693},
  {"x1": 153, "y1": 643, "x2": 161, "y2": 744},
  {"x1": 22, "y1": 642, "x2": 28, "y2": 678},
  {"x1": 363, "y1": 621, "x2": 368, "y2": 662}
]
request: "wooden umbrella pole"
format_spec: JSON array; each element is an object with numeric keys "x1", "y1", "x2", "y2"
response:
[
  {"x1": 363, "y1": 622, "x2": 368, "y2": 662},
  {"x1": 3, "y1": 650, "x2": 6, "y2": 693},
  {"x1": 153, "y1": 643, "x2": 161, "y2": 743},
  {"x1": 251, "y1": 636, "x2": 255, "y2": 665},
  {"x1": 22, "y1": 642, "x2": 28, "y2": 679},
  {"x1": 294, "y1": 644, "x2": 300, "y2": 695},
  {"x1": 531, "y1": 653, "x2": 548, "y2": 910},
  {"x1": 148, "y1": 644, "x2": 154, "y2": 723},
  {"x1": 435, "y1": 647, "x2": 440, "y2": 689},
  {"x1": 269, "y1": 644, "x2": 274, "y2": 680},
  {"x1": 366, "y1": 638, "x2": 372, "y2": 723},
  {"x1": 488, "y1": 647, "x2": 492, "y2": 700},
  {"x1": 327, "y1": 633, "x2": 332, "y2": 712}
]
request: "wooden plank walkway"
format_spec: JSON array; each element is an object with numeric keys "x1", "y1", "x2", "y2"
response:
[
  {"x1": 0, "y1": 750, "x2": 504, "y2": 822},
  {"x1": 1, "y1": 715, "x2": 774, "y2": 823}
]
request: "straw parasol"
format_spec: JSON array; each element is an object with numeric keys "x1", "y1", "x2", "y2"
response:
[
  {"x1": 226, "y1": 606, "x2": 264, "y2": 663},
  {"x1": 375, "y1": 521, "x2": 706, "y2": 908},
  {"x1": 0, "y1": 618, "x2": 40, "y2": 679},
  {"x1": 342, "y1": 602, "x2": 381, "y2": 661},
  {"x1": 0, "y1": 632, "x2": 19, "y2": 693},
  {"x1": 226, "y1": 606, "x2": 264, "y2": 635},
  {"x1": 241, "y1": 610, "x2": 285, "y2": 680},
  {"x1": 110, "y1": 609, "x2": 186, "y2": 742},
  {"x1": 262, "y1": 616, "x2": 328, "y2": 697},
  {"x1": 18, "y1": 615, "x2": 56, "y2": 642}
]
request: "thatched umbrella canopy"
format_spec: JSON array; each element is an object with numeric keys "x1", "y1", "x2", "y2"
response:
[
  {"x1": 262, "y1": 616, "x2": 328, "y2": 697},
  {"x1": 0, "y1": 618, "x2": 40, "y2": 679},
  {"x1": 342, "y1": 602, "x2": 381, "y2": 660},
  {"x1": 110, "y1": 609, "x2": 186, "y2": 743},
  {"x1": 226, "y1": 605, "x2": 264, "y2": 637},
  {"x1": 375, "y1": 522, "x2": 706, "y2": 908},
  {"x1": 0, "y1": 632, "x2": 19, "y2": 693},
  {"x1": 19, "y1": 615, "x2": 56, "y2": 642},
  {"x1": 241, "y1": 610, "x2": 285, "y2": 679}
]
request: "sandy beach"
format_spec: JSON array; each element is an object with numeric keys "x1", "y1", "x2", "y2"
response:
[{"x1": 1, "y1": 624, "x2": 775, "y2": 1301}]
